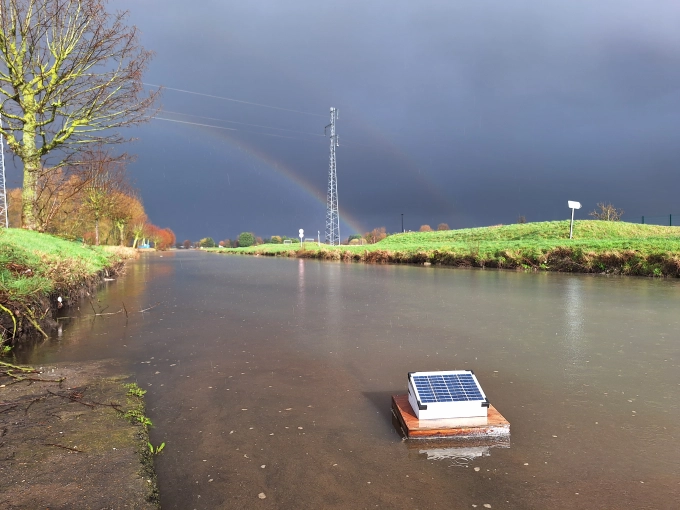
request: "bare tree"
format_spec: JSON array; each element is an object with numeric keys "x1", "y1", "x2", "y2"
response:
[
  {"x1": 589, "y1": 203, "x2": 624, "y2": 221},
  {"x1": 32, "y1": 165, "x2": 88, "y2": 232},
  {"x1": 79, "y1": 146, "x2": 130, "y2": 245},
  {"x1": 0, "y1": 0, "x2": 160, "y2": 229},
  {"x1": 419, "y1": 224, "x2": 433, "y2": 232},
  {"x1": 437, "y1": 223, "x2": 449, "y2": 231}
]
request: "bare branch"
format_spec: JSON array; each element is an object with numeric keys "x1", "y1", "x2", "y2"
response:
[{"x1": 0, "y1": 0, "x2": 160, "y2": 229}]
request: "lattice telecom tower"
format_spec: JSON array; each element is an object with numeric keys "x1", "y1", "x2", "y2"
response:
[
  {"x1": 0, "y1": 114, "x2": 8, "y2": 228},
  {"x1": 325, "y1": 107, "x2": 340, "y2": 245}
]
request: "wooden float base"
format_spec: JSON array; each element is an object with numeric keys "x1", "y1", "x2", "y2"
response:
[{"x1": 391, "y1": 394, "x2": 510, "y2": 439}]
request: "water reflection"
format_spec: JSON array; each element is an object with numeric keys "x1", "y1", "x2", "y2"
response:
[
  {"x1": 297, "y1": 258, "x2": 306, "y2": 314},
  {"x1": 422, "y1": 445, "x2": 490, "y2": 462},
  {"x1": 24, "y1": 254, "x2": 680, "y2": 510},
  {"x1": 17, "y1": 253, "x2": 159, "y2": 363},
  {"x1": 562, "y1": 277, "x2": 586, "y2": 369},
  {"x1": 412, "y1": 437, "x2": 511, "y2": 465},
  {"x1": 323, "y1": 261, "x2": 343, "y2": 335}
]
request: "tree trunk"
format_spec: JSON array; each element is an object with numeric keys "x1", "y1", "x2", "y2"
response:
[
  {"x1": 20, "y1": 144, "x2": 41, "y2": 229},
  {"x1": 94, "y1": 216, "x2": 100, "y2": 246},
  {"x1": 21, "y1": 162, "x2": 40, "y2": 230},
  {"x1": 118, "y1": 223, "x2": 126, "y2": 246}
]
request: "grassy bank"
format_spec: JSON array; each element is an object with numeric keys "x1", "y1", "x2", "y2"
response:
[
  {"x1": 207, "y1": 220, "x2": 680, "y2": 277},
  {"x1": 0, "y1": 228, "x2": 136, "y2": 344}
]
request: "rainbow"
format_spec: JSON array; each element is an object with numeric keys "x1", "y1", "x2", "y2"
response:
[
  {"x1": 157, "y1": 117, "x2": 367, "y2": 235},
  {"x1": 148, "y1": 82, "x2": 453, "y2": 234}
]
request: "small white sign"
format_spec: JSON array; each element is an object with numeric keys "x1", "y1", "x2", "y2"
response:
[
  {"x1": 568, "y1": 201, "x2": 581, "y2": 209},
  {"x1": 299, "y1": 228, "x2": 304, "y2": 240}
]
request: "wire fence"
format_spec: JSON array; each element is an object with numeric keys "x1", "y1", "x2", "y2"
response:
[{"x1": 639, "y1": 214, "x2": 679, "y2": 226}]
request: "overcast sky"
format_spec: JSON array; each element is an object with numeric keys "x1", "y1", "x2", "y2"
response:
[{"x1": 9, "y1": 0, "x2": 680, "y2": 242}]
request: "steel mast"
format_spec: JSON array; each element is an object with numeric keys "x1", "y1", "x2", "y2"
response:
[
  {"x1": 325, "y1": 107, "x2": 339, "y2": 245},
  {"x1": 0, "y1": 114, "x2": 8, "y2": 228}
]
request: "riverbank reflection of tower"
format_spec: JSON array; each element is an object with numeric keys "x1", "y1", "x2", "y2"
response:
[{"x1": 325, "y1": 107, "x2": 340, "y2": 245}]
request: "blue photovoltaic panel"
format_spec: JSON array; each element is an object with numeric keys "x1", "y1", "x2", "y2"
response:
[{"x1": 412, "y1": 373, "x2": 483, "y2": 403}]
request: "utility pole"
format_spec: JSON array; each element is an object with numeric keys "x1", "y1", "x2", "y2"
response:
[
  {"x1": 0, "y1": 114, "x2": 8, "y2": 228},
  {"x1": 325, "y1": 107, "x2": 340, "y2": 246}
]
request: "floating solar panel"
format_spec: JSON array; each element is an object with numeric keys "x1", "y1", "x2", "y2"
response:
[{"x1": 408, "y1": 370, "x2": 489, "y2": 420}]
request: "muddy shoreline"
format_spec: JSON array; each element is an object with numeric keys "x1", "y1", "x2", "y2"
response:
[
  {"x1": 0, "y1": 360, "x2": 159, "y2": 509},
  {"x1": 1, "y1": 258, "x2": 128, "y2": 349}
]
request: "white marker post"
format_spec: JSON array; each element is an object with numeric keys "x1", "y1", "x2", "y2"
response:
[
  {"x1": 299, "y1": 228, "x2": 304, "y2": 247},
  {"x1": 568, "y1": 201, "x2": 581, "y2": 239}
]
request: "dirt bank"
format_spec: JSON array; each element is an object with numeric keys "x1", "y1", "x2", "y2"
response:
[
  {"x1": 0, "y1": 360, "x2": 159, "y2": 509},
  {"x1": 1, "y1": 255, "x2": 132, "y2": 349}
]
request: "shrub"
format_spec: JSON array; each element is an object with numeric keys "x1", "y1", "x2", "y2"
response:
[
  {"x1": 589, "y1": 203, "x2": 624, "y2": 221},
  {"x1": 419, "y1": 225, "x2": 433, "y2": 232},
  {"x1": 363, "y1": 227, "x2": 386, "y2": 244}
]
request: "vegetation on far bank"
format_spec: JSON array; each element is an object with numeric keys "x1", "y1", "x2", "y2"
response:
[
  {"x1": 0, "y1": 228, "x2": 136, "y2": 344},
  {"x1": 206, "y1": 220, "x2": 680, "y2": 277}
]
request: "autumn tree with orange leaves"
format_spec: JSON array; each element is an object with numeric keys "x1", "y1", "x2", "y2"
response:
[
  {"x1": 157, "y1": 228, "x2": 176, "y2": 250},
  {"x1": 79, "y1": 147, "x2": 131, "y2": 245}
]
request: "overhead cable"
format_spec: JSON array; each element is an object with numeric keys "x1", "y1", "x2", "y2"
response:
[
  {"x1": 155, "y1": 117, "x2": 237, "y2": 131},
  {"x1": 161, "y1": 110, "x2": 325, "y2": 137},
  {"x1": 154, "y1": 117, "x2": 325, "y2": 142},
  {"x1": 144, "y1": 83, "x2": 325, "y2": 117}
]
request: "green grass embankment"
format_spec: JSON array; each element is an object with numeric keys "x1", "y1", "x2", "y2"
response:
[
  {"x1": 1, "y1": 228, "x2": 136, "y2": 343},
  {"x1": 207, "y1": 221, "x2": 680, "y2": 277}
]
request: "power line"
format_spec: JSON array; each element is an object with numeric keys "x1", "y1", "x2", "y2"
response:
[
  {"x1": 144, "y1": 83, "x2": 325, "y2": 117},
  {"x1": 155, "y1": 117, "x2": 237, "y2": 131},
  {"x1": 154, "y1": 116, "x2": 325, "y2": 142},
  {"x1": 161, "y1": 110, "x2": 325, "y2": 138},
  {"x1": 156, "y1": 108, "x2": 373, "y2": 149}
]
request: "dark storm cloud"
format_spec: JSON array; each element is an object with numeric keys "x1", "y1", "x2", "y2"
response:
[{"x1": 9, "y1": 0, "x2": 679, "y2": 240}]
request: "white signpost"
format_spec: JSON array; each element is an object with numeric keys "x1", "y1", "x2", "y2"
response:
[
  {"x1": 568, "y1": 201, "x2": 581, "y2": 239},
  {"x1": 299, "y1": 228, "x2": 304, "y2": 246}
]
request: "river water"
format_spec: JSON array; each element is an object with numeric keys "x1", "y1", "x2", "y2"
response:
[{"x1": 24, "y1": 252, "x2": 680, "y2": 509}]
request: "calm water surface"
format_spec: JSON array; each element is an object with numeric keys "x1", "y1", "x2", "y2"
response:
[{"x1": 25, "y1": 252, "x2": 680, "y2": 509}]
